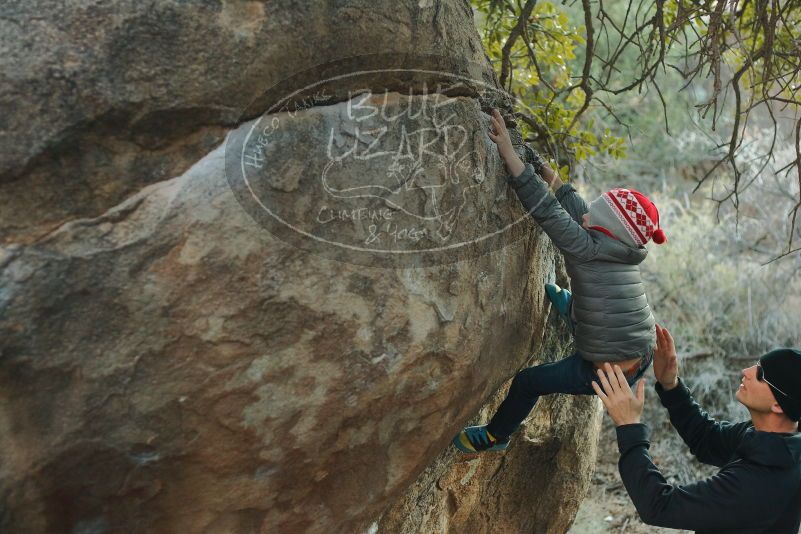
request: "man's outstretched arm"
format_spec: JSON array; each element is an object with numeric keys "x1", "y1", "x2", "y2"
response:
[
  {"x1": 655, "y1": 378, "x2": 752, "y2": 466},
  {"x1": 615, "y1": 423, "x2": 783, "y2": 531},
  {"x1": 653, "y1": 326, "x2": 751, "y2": 466},
  {"x1": 592, "y1": 363, "x2": 786, "y2": 532}
]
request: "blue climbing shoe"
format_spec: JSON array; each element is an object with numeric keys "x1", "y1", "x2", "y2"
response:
[
  {"x1": 545, "y1": 283, "x2": 573, "y2": 327},
  {"x1": 452, "y1": 425, "x2": 510, "y2": 453}
]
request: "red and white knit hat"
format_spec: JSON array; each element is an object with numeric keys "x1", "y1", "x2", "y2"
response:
[{"x1": 588, "y1": 188, "x2": 666, "y2": 247}]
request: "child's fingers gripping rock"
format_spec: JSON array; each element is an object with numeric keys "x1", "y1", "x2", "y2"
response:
[
  {"x1": 488, "y1": 110, "x2": 512, "y2": 147},
  {"x1": 490, "y1": 108, "x2": 509, "y2": 136}
]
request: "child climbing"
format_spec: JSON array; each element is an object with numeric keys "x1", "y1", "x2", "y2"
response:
[{"x1": 453, "y1": 109, "x2": 667, "y2": 453}]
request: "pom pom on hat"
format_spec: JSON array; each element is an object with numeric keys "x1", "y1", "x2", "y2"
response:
[{"x1": 652, "y1": 228, "x2": 667, "y2": 244}]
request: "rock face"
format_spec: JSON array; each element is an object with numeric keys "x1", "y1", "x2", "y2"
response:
[
  {"x1": 0, "y1": 1, "x2": 601, "y2": 532},
  {"x1": 0, "y1": 0, "x2": 494, "y2": 245},
  {"x1": 377, "y1": 328, "x2": 604, "y2": 534}
]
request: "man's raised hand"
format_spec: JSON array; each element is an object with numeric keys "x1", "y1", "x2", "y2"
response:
[
  {"x1": 591, "y1": 363, "x2": 646, "y2": 427},
  {"x1": 654, "y1": 324, "x2": 679, "y2": 391}
]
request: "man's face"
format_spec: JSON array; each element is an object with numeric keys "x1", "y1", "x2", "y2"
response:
[{"x1": 736, "y1": 364, "x2": 781, "y2": 414}]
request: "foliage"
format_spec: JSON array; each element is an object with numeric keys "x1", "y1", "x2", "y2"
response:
[
  {"x1": 580, "y1": 127, "x2": 801, "y2": 487},
  {"x1": 472, "y1": 0, "x2": 801, "y2": 255},
  {"x1": 474, "y1": 0, "x2": 626, "y2": 170},
  {"x1": 473, "y1": 0, "x2": 801, "y2": 496}
]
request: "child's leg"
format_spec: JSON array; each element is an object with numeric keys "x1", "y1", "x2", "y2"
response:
[{"x1": 486, "y1": 352, "x2": 595, "y2": 441}]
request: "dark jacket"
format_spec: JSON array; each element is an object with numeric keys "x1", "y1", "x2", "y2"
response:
[
  {"x1": 616, "y1": 379, "x2": 801, "y2": 533},
  {"x1": 508, "y1": 164, "x2": 655, "y2": 362}
]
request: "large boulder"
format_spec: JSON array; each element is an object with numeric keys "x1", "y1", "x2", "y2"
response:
[
  {"x1": 0, "y1": 1, "x2": 602, "y2": 532},
  {"x1": 0, "y1": 116, "x2": 580, "y2": 532}
]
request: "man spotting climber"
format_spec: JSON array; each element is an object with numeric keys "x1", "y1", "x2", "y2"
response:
[{"x1": 594, "y1": 324, "x2": 801, "y2": 533}]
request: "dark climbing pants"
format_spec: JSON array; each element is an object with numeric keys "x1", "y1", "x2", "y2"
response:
[{"x1": 486, "y1": 351, "x2": 653, "y2": 441}]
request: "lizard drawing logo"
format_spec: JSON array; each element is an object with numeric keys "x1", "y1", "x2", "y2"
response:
[{"x1": 321, "y1": 92, "x2": 486, "y2": 241}]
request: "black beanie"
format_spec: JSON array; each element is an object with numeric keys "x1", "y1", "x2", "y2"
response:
[{"x1": 760, "y1": 348, "x2": 801, "y2": 421}]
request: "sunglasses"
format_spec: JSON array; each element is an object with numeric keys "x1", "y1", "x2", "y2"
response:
[{"x1": 756, "y1": 363, "x2": 792, "y2": 399}]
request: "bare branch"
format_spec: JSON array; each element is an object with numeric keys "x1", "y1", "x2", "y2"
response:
[
  {"x1": 499, "y1": 0, "x2": 539, "y2": 90},
  {"x1": 565, "y1": 0, "x2": 596, "y2": 132}
]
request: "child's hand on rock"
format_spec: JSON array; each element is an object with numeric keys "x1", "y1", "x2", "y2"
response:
[
  {"x1": 487, "y1": 108, "x2": 514, "y2": 154},
  {"x1": 488, "y1": 109, "x2": 525, "y2": 178}
]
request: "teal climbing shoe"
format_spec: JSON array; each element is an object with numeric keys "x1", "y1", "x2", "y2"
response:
[
  {"x1": 452, "y1": 425, "x2": 510, "y2": 453},
  {"x1": 545, "y1": 283, "x2": 573, "y2": 328}
]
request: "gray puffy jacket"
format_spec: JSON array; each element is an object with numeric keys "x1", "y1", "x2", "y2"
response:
[{"x1": 509, "y1": 163, "x2": 656, "y2": 362}]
